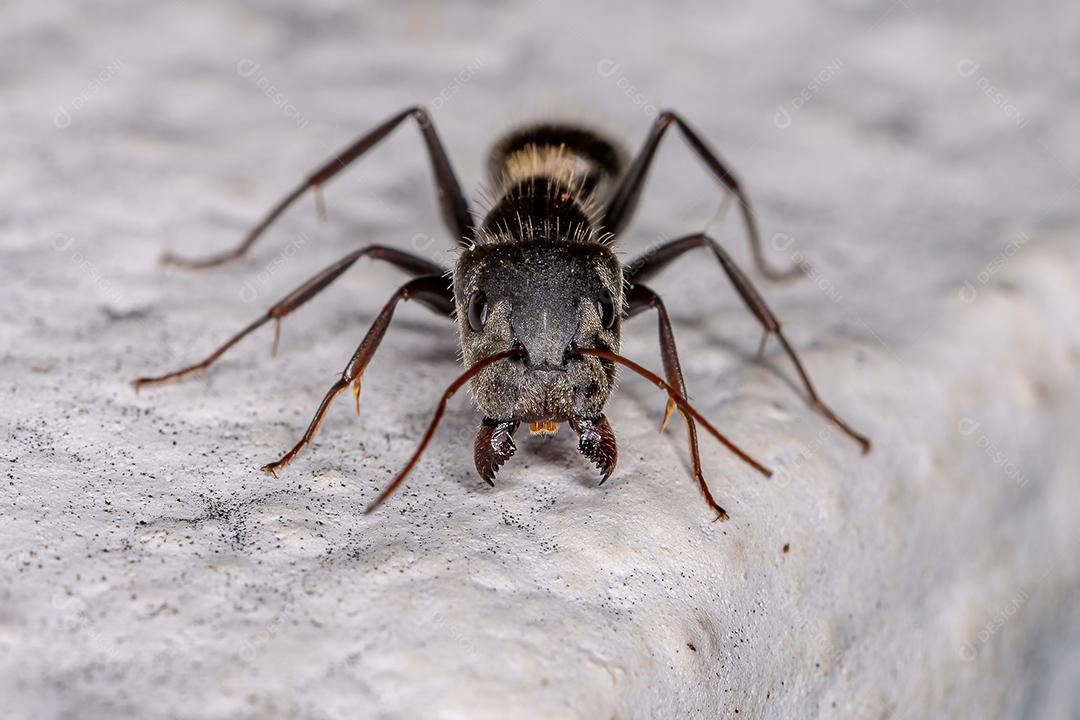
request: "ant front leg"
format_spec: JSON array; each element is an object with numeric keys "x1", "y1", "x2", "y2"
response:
[
  {"x1": 605, "y1": 109, "x2": 802, "y2": 281},
  {"x1": 164, "y1": 106, "x2": 473, "y2": 268},
  {"x1": 262, "y1": 275, "x2": 454, "y2": 475},
  {"x1": 625, "y1": 284, "x2": 728, "y2": 520},
  {"x1": 625, "y1": 234, "x2": 871, "y2": 453}
]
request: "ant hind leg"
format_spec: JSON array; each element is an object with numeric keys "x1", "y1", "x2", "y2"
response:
[{"x1": 164, "y1": 106, "x2": 474, "y2": 269}]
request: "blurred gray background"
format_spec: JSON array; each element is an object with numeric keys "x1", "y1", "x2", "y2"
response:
[{"x1": 3, "y1": 1, "x2": 1079, "y2": 718}]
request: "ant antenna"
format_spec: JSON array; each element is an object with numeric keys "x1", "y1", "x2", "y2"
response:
[{"x1": 364, "y1": 349, "x2": 525, "y2": 514}]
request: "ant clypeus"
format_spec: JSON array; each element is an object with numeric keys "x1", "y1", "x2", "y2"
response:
[{"x1": 135, "y1": 106, "x2": 870, "y2": 519}]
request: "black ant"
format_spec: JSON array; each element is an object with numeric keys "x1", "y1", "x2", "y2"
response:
[{"x1": 135, "y1": 106, "x2": 870, "y2": 519}]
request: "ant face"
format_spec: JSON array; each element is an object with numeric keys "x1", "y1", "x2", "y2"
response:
[{"x1": 454, "y1": 240, "x2": 623, "y2": 423}]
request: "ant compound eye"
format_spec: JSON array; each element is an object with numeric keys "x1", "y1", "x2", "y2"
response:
[
  {"x1": 596, "y1": 288, "x2": 616, "y2": 329},
  {"x1": 467, "y1": 290, "x2": 489, "y2": 332}
]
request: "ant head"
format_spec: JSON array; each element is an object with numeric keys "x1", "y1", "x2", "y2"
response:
[{"x1": 453, "y1": 238, "x2": 623, "y2": 423}]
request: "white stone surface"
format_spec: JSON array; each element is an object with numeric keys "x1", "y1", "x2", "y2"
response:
[{"x1": 3, "y1": 1, "x2": 1080, "y2": 718}]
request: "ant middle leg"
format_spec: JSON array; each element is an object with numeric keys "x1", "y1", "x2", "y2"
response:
[
  {"x1": 134, "y1": 246, "x2": 449, "y2": 389},
  {"x1": 164, "y1": 106, "x2": 474, "y2": 268},
  {"x1": 624, "y1": 233, "x2": 871, "y2": 453}
]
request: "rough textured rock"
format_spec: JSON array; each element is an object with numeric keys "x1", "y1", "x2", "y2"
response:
[{"x1": 3, "y1": 1, "x2": 1080, "y2": 718}]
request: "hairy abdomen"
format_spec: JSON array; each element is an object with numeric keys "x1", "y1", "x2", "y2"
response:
[{"x1": 480, "y1": 122, "x2": 627, "y2": 243}]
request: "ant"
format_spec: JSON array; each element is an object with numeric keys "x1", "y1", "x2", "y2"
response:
[{"x1": 135, "y1": 106, "x2": 870, "y2": 519}]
